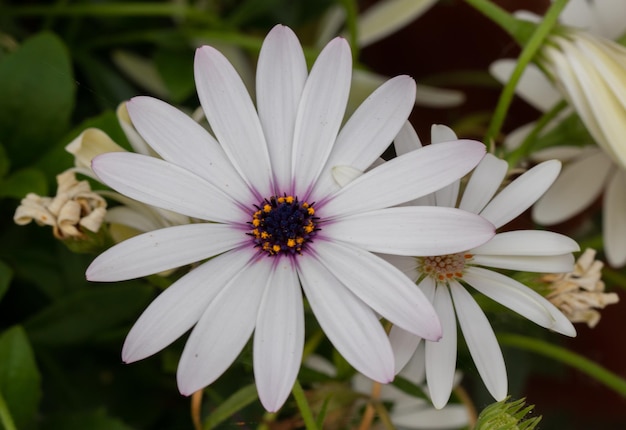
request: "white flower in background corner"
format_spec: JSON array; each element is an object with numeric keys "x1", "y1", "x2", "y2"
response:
[
  {"x1": 489, "y1": 1, "x2": 626, "y2": 268},
  {"x1": 384, "y1": 124, "x2": 577, "y2": 409},
  {"x1": 532, "y1": 146, "x2": 626, "y2": 267},
  {"x1": 85, "y1": 25, "x2": 494, "y2": 412},
  {"x1": 316, "y1": 0, "x2": 465, "y2": 109}
]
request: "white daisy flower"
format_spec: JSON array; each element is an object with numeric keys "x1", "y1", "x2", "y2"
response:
[
  {"x1": 85, "y1": 25, "x2": 494, "y2": 411},
  {"x1": 386, "y1": 124, "x2": 577, "y2": 409}
]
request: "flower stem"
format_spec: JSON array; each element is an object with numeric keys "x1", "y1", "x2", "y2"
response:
[
  {"x1": 602, "y1": 266, "x2": 626, "y2": 292},
  {"x1": 503, "y1": 100, "x2": 567, "y2": 167},
  {"x1": 339, "y1": 0, "x2": 360, "y2": 61},
  {"x1": 3, "y1": 2, "x2": 219, "y2": 25},
  {"x1": 498, "y1": 333, "x2": 626, "y2": 397},
  {"x1": 465, "y1": 0, "x2": 570, "y2": 150},
  {"x1": 357, "y1": 381, "x2": 382, "y2": 430},
  {"x1": 0, "y1": 390, "x2": 17, "y2": 430},
  {"x1": 292, "y1": 379, "x2": 318, "y2": 430}
]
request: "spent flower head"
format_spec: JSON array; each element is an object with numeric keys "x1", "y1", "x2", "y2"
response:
[
  {"x1": 14, "y1": 170, "x2": 106, "y2": 242},
  {"x1": 85, "y1": 25, "x2": 494, "y2": 411},
  {"x1": 544, "y1": 248, "x2": 619, "y2": 328}
]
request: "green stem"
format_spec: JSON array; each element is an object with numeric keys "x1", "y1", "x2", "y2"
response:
[
  {"x1": 466, "y1": 0, "x2": 569, "y2": 150},
  {"x1": 4, "y1": 3, "x2": 218, "y2": 25},
  {"x1": 602, "y1": 266, "x2": 626, "y2": 292},
  {"x1": 503, "y1": 100, "x2": 567, "y2": 167},
  {"x1": 464, "y1": 0, "x2": 533, "y2": 45},
  {"x1": 292, "y1": 379, "x2": 319, "y2": 430},
  {"x1": 498, "y1": 333, "x2": 626, "y2": 398},
  {"x1": 339, "y1": 0, "x2": 360, "y2": 60},
  {"x1": 0, "y1": 390, "x2": 17, "y2": 430}
]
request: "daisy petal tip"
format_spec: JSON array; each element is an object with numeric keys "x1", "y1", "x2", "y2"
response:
[
  {"x1": 259, "y1": 393, "x2": 286, "y2": 413},
  {"x1": 556, "y1": 320, "x2": 577, "y2": 338}
]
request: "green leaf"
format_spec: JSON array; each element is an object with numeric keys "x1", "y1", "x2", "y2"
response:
[
  {"x1": 44, "y1": 409, "x2": 135, "y2": 430},
  {"x1": 24, "y1": 283, "x2": 154, "y2": 345},
  {"x1": 0, "y1": 326, "x2": 41, "y2": 429},
  {"x1": 391, "y1": 375, "x2": 429, "y2": 401},
  {"x1": 203, "y1": 384, "x2": 258, "y2": 430},
  {"x1": 0, "y1": 32, "x2": 75, "y2": 168},
  {"x1": 154, "y1": 48, "x2": 195, "y2": 103},
  {"x1": 0, "y1": 144, "x2": 9, "y2": 179},
  {"x1": 0, "y1": 260, "x2": 12, "y2": 303},
  {"x1": 0, "y1": 167, "x2": 47, "y2": 199}
]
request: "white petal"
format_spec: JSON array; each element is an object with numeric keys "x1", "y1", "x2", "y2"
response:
[
  {"x1": 127, "y1": 96, "x2": 253, "y2": 203},
  {"x1": 312, "y1": 75, "x2": 416, "y2": 199},
  {"x1": 533, "y1": 148, "x2": 612, "y2": 225},
  {"x1": 450, "y1": 282, "x2": 507, "y2": 401},
  {"x1": 256, "y1": 25, "x2": 308, "y2": 193},
  {"x1": 104, "y1": 206, "x2": 162, "y2": 232},
  {"x1": 177, "y1": 256, "x2": 272, "y2": 395},
  {"x1": 292, "y1": 38, "x2": 351, "y2": 196},
  {"x1": 321, "y1": 140, "x2": 486, "y2": 217},
  {"x1": 92, "y1": 152, "x2": 245, "y2": 223},
  {"x1": 425, "y1": 286, "x2": 457, "y2": 409},
  {"x1": 414, "y1": 84, "x2": 465, "y2": 108},
  {"x1": 463, "y1": 267, "x2": 576, "y2": 337},
  {"x1": 480, "y1": 159, "x2": 561, "y2": 228},
  {"x1": 389, "y1": 325, "x2": 421, "y2": 374},
  {"x1": 604, "y1": 169, "x2": 626, "y2": 267},
  {"x1": 87, "y1": 223, "x2": 246, "y2": 282},
  {"x1": 394, "y1": 121, "x2": 423, "y2": 156},
  {"x1": 471, "y1": 230, "x2": 579, "y2": 256},
  {"x1": 297, "y1": 254, "x2": 395, "y2": 382},
  {"x1": 429, "y1": 125, "x2": 462, "y2": 208},
  {"x1": 489, "y1": 60, "x2": 561, "y2": 112},
  {"x1": 356, "y1": 0, "x2": 437, "y2": 47},
  {"x1": 392, "y1": 404, "x2": 470, "y2": 429},
  {"x1": 313, "y1": 240, "x2": 441, "y2": 340},
  {"x1": 194, "y1": 45, "x2": 273, "y2": 197},
  {"x1": 322, "y1": 206, "x2": 494, "y2": 256},
  {"x1": 561, "y1": 0, "x2": 626, "y2": 39},
  {"x1": 122, "y1": 248, "x2": 253, "y2": 362},
  {"x1": 459, "y1": 154, "x2": 508, "y2": 214},
  {"x1": 472, "y1": 254, "x2": 575, "y2": 273},
  {"x1": 117, "y1": 102, "x2": 156, "y2": 156},
  {"x1": 378, "y1": 253, "x2": 420, "y2": 282},
  {"x1": 254, "y1": 258, "x2": 304, "y2": 412}
]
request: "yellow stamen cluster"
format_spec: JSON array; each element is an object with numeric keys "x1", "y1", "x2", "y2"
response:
[{"x1": 419, "y1": 253, "x2": 472, "y2": 282}]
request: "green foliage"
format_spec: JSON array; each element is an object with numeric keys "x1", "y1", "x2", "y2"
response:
[
  {"x1": 0, "y1": 326, "x2": 41, "y2": 429},
  {"x1": 0, "y1": 260, "x2": 12, "y2": 303},
  {"x1": 24, "y1": 283, "x2": 154, "y2": 346},
  {"x1": 0, "y1": 32, "x2": 75, "y2": 168}
]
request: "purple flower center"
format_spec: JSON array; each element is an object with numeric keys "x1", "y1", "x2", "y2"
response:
[{"x1": 248, "y1": 195, "x2": 319, "y2": 256}]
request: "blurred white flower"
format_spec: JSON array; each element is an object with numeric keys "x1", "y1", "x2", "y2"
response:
[
  {"x1": 383, "y1": 124, "x2": 577, "y2": 409},
  {"x1": 532, "y1": 146, "x2": 626, "y2": 267},
  {"x1": 490, "y1": 0, "x2": 626, "y2": 267},
  {"x1": 354, "y1": 343, "x2": 471, "y2": 430}
]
